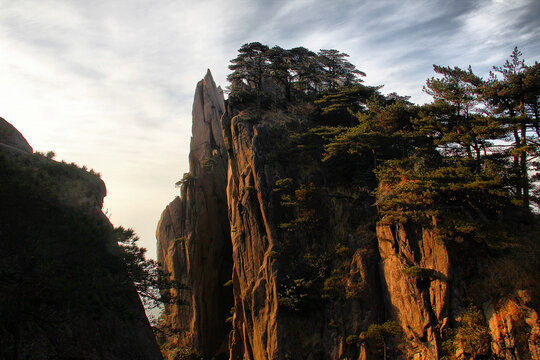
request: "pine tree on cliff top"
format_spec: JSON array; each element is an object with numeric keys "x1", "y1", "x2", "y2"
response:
[
  {"x1": 482, "y1": 47, "x2": 540, "y2": 210},
  {"x1": 227, "y1": 43, "x2": 368, "y2": 105}
]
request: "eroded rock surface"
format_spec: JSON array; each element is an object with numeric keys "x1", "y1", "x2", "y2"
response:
[
  {"x1": 156, "y1": 70, "x2": 233, "y2": 359},
  {"x1": 377, "y1": 224, "x2": 450, "y2": 359},
  {"x1": 221, "y1": 113, "x2": 280, "y2": 360},
  {"x1": 220, "y1": 110, "x2": 385, "y2": 360}
]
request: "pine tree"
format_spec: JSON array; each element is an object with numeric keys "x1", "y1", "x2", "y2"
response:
[
  {"x1": 267, "y1": 46, "x2": 294, "y2": 102},
  {"x1": 482, "y1": 48, "x2": 540, "y2": 210},
  {"x1": 421, "y1": 65, "x2": 499, "y2": 170},
  {"x1": 317, "y1": 49, "x2": 365, "y2": 90},
  {"x1": 289, "y1": 46, "x2": 321, "y2": 97},
  {"x1": 227, "y1": 42, "x2": 270, "y2": 110}
]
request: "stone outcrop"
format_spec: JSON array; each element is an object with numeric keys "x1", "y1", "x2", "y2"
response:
[
  {"x1": 377, "y1": 224, "x2": 450, "y2": 359},
  {"x1": 220, "y1": 110, "x2": 390, "y2": 360},
  {"x1": 0, "y1": 116, "x2": 33, "y2": 153},
  {"x1": 0, "y1": 119, "x2": 162, "y2": 360},
  {"x1": 484, "y1": 293, "x2": 540, "y2": 359},
  {"x1": 220, "y1": 113, "x2": 280, "y2": 360},
  {"x1": 377, "y1": 222, "x2": 540, "y2": 360},
  {"x1": 158, "y1": 72, "x2": 539, "y2": 360},
  {"x1": 156, "y1": 70, "x2": 233, "y2": 359}
]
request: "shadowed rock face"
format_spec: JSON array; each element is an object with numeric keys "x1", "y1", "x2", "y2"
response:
[
  {"x1": 156, "y1": 70, "x2": 233, "y2": 359},
  {"x1": 0, "y1": 119, "x2": 162, "y2": 360},
  {"x1": 158, "y1": 72, "x2": 539, "y2": 360}
]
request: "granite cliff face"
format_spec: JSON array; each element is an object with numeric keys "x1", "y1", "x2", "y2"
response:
[
  {"x1": 221, "y1": 111, "x2": 280, "y2": 359},
  {"x1": 220, "y1": 109, "x2": 388, "y2": 360},
  {"x1": 157, "y1": 73, "x2": 540, "y2": 360},
  {"x1": 156, "y1": 70, "x2": 233, "y2": 359},
  {"x1": 0, "y1": 119, "x2": 162, "y2": 360},
  {"x1": 377, "y1": 222, "x2": 540, "y2": 360},
  {"x1": 377, "y1": 224, "x2": 450, "y2": 359}
]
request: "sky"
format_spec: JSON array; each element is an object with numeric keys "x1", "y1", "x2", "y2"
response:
[{"x1": 1, "y1": 0, "x2": 539, "y2": 259}]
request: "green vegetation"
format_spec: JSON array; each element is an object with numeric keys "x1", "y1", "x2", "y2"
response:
[
  {"x1": 328, "y1": 319, "x2": 339, "y2": 328},
  {"x1": 345, "y1": 334, "x2": 359, "y2": 345},
  {"x1": 116, "y1": 227, "x2": 187, "y2": 309},
  {"x1": 274, "y1": 177, "x2": 295, "y2": 190},
  {"x1": 225, "y1": 307, "x2": 235, "y2": 323},
  {"x1": 0, "y1": 149, "x2": 187, "y2": 359},
  {"x1": 0, "y1": 151, "x2": 133, "y2": 358},
  {"x1": 229, "y1": 43, "x2": 539, "y2": 234},
  {"x1": 455, "y1": 305, "x2": 491, "y2": 358},
  {"x1": 201, "y1": 157, "x2": 216, "y2": 170},
  {"x1": 175, "y1": 172, "x2": 195, "y2": 189},
  {"x1": 366, "y1": 321, "x2": 402, "y2": 360},
  {"x1": 321, "y1": 274, "x2": 342, "y2": 299},
  {"x1": 402, "y1": 266, "x2": 438, "y2": 281},
  {"x1": 277, "y1": 276, "x2": 314, "y2": 312},
  {"x1": 278, "y1": 183, "x2": 320, "y2": 232},
  {"x1": 441, "y1": 305, "x2": 491, "y2": 360},
  {"x1": 227, "y1": 42, "x2": 369, "y2": 116}
]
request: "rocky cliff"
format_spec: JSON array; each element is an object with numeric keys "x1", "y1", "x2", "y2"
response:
[
  {"x1": 0, "y1": 119, "x2": 162, "y2": 360},
  {"x1": 221, "y1": 110, "x2": 384, "y2": 360},
  {"x1": 156, "y1": 70, "x2": 233, "y2": 359},
  {"x1": 157, "y1": 73, "x2": 540, "y2": 360}
]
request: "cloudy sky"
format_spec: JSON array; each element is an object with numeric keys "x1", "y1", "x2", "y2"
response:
[{"x1": 1, "y1": 0, "x2": 539, "y2": 258}]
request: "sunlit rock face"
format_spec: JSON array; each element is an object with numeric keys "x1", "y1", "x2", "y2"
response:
[
  {"x1": 377, "y1": 224, "x2": 450, "y2": 359},
  {"x1": 158, "y1": 72, "x2": 539, "y2": 360},
  {"x1": 377, "y1": 222, "x2": 540, "y2": 360},
  {"x1": 220, "y1": 110, "x2": 280, "y2": 360},
  {"x1": 156, "y1": 70, "x2": 233, "y2": 359},
  {"x1": 0, "y1": 119, "x2": 162, "y2": 360},
  {"x1": 220, "y1": 107, "x2": 386, "y2": 360}
]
